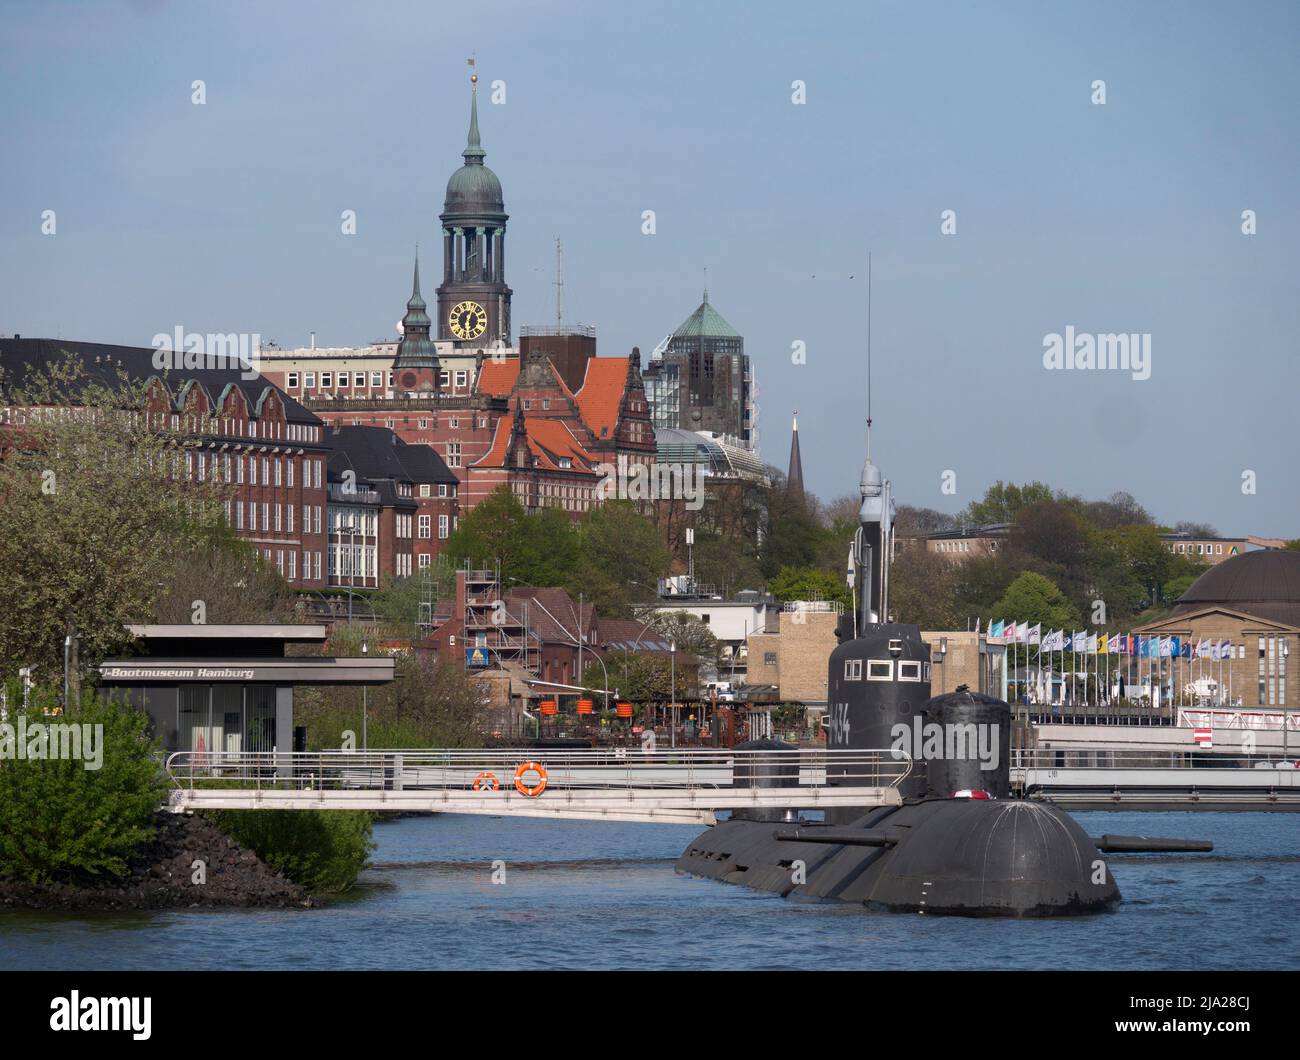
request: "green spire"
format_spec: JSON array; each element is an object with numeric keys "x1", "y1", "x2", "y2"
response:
[
  {"x1": 463, "y1": 79, "x2": 485, "y2": 164},
  {"x1": 409, "y1": 247, "x2": 426, "y2": 309}
]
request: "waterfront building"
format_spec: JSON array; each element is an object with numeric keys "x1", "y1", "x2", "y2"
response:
[
  {"x1": 99, "y1": 624, "x2": 393, "y2": 754},
  {"x1": 1137, "y1": 548, "x2": 1300, "y2": 708},
  {"x1": 0, "y1": 337, "x2": 330, "y2": 588}
]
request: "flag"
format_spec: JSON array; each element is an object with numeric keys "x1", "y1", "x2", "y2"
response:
[
  {"x1": 1090, "y1": 632, "x2": 1101, "y2": 653},
  {"x1": 1218, "y1": 639, "x2": 1232, "y2": 660},
  {"x1": 1180, "y1": 639, "x2": 1191, "y2": 659},
  {"x1": 1170, "y1": 636, "x2": 1181, "y2": 656},
  {"x1": 1062, "y1": 632, "x2": 1074, "y2": 651},
  {"x1": 1160, "y1": 636, "x2": 1173, "y2": 658},
  {"x1": 1194, "y1": 728, "x2": 1213, "y2": 748},
  {"x1": 1028, "y1": 623, "x2": 1041, "y2": 645},
  {"x1": 1043, "y1": 629, "x2": 1064, "y2": 651},
  {"x1": 1003, "y1": 620, "x2": 1016, "y2": 642},
  {"x1": 990, "y1": 620, "x2": 1005, "y2": 638},
  {"x1": 845, "y1": 543, "x2": 856, "y2": 588}
]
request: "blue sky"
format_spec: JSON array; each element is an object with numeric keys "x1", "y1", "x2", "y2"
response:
[{"x1": 2, "y1": 0, "x2": 1297, "y2": 532}]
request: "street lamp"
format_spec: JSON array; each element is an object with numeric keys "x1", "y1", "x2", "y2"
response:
[
  {"x1": 670, "y1": 640, "x2": 677, "y2": 749},
  {"x1": 361, "y1": 640, "x2": 369, "y2": 750}
]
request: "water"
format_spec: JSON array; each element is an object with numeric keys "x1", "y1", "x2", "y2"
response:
[{"x1": 1, "y1": 811, "x2": 1296, "y2": 970}]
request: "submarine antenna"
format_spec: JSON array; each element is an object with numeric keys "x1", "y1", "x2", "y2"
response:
[{"x1": 866, "y1": 251, "x2": 872, "y2": 461}]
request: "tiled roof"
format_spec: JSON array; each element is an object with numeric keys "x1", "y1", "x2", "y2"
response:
[
  {"x1": 473, "y1": 414, "x2": 598, "y2": 474},
  {"x1": 575, "y1": 356, "x2": 629, "y2": 441},
  {"x1": 476, "y1": 358, "x2": 519, "y2": 397},
  {"x1": 326, "y1": 424, "x2": 457, "y2": 485},
  {"x1": 595, "y1": 618, "x2": 673, "y2": 652}
]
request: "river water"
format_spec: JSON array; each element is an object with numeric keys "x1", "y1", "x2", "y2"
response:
[{"x1": 1, "y1": 811, "x2": 1296, "y2": 970}]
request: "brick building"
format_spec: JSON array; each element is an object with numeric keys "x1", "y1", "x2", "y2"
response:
[
  {"x1": 0, "y1": 337, "x2": 330, "y2": 588},
  {"x1": 324, "y1": 425, "x2": 459, "y2": 586}
]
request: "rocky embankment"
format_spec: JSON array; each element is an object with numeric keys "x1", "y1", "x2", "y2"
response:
[{"x1": 0, "y1": 812, "x2": 312, "y2": 911}]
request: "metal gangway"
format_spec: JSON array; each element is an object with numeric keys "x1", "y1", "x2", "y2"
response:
[
  {"x1": 1012, "y1": 748, "x2": 1300, "y2": 810},
  {"x1": 165, "y1": 748, "x2": 911, "y2": 825}
]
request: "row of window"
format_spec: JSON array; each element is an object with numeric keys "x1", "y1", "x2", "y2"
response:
[
  {"x1": 258, "y1": 548, "x2": 321, "y2": 582},
  {"x1": 230, "y1": 501, "x2": 323, "y2": 535},
  {"x1": 287, "y1": 369, "x2": 471, "y2": 391},
  {"x1": 1168, "y1": 542, "x2": 1231, "y2": 555},
  {"x1": 189, "y1": 450, "x2": 324, "y2": 490},
  {"x1": 843, "y1": 658, "x2": 929, "y2": 682}
]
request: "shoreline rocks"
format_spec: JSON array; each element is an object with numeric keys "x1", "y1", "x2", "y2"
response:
[{"x1": 0, "y1": 812, "x2": 313, "y2": 911}]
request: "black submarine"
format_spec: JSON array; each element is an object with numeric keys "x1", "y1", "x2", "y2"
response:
[{"x1": 676, "y1": 447, "x2": 1210, "y2": 916}]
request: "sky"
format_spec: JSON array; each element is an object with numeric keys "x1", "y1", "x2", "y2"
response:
[{"x1": 2, "y1": 0, "x2": 1298, "y2": 533}]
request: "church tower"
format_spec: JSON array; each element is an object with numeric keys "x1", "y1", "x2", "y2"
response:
[
  {"x1": 787, "y1": 411, "x2": 804, "y2": 495},
  {"x1": 393, "y1": 251, "x2": 439, "y2": 392},
  {"x1": 436, "y1": 70, "x2": 512, "y2": 350}
]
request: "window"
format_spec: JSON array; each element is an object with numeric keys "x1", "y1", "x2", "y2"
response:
[
  {"x1": 274, "y1": 504, "x2": 282, "y2": 532},
  {"x1": 262, "y1": 457, "x2": 270, "y2": 483},
  {"x1": 385, "y1": 418, "x2": 395, "y2": 429},
  {"x1": 418, "y1": 418, "x2": 429, "y2": 429},
  {"x1": 274, "y1": 458, "x2": 282, "y2": 487},
  {"x1": 304, "y1": 372, "x2": 316, "y2": 389},
  {"x1": 438, "y1": 514, "x2": 449, "y2": 539},
  {"x1": 371, "y1": 371, "x2": 383, "y2": 388},
  {"x1": 354, "y1": 372, "x2": 365, "y2": 387},
  {"x1": 522, "y1": 399, "x2": 531, "y2": 410},
  {"x1": 455, "y1": 370, "x2": 467, "y2": 388},
  {"x1": 418, "y1": 515, "x2": 431, "y2": 539},
  {"x1": 450, "y1": 416, "x2": 459, "y2": 429},
  {"x1": 899, "y1": 661, "x2": 922, "y2": 681},
  {"x1": 249, "y1": 504, "x2": 257, "y2": 531},
  {"x1": 764, "y1": 652, "x2": 777, "y2": 666},
  {"x1": 867, "y1": 660, "x2": 894, "y2": 681},
  {"x1": 420, "y1": 484, "x2": 431, "y2": 497},
  {"x1": 844, "y1": 659, "x2": 862, "y2": 681},
  {"x1": 438, "y1": 483, "x2": 448, "y2": 497},
  {"x1": 287, "y1": 505, "x2": 294, "y2": 533},
  {"x1": 542, "y1": 399, "x2": 550, "y2": 410},
  {"x1": 446, "y1": 441, "x2": 461, "y2": 467},
  {"x1": 321, "y1": 372, "x2": 332, "y2": 388},
  {"x1": 235, "y1": 501, "x2": 244, "y2": 529},
  {"x1": 287, "y1": 372, "x2": 299, "y2": 389},
  {"x1": 418, "y1": 554, "x2": 431, "y2": 569},
  {"x1": 338, "y1": 372, "x2": 349, "y2": 389},
  {"x1": 439, "y1": 370, "x2": 450, "y2": 387},
  {"x1": 287, "y1": 460, "x2": 293, "y2": 487},
  {"x1": 288, "y1": 550, "x2": 296, "y2": 580}
]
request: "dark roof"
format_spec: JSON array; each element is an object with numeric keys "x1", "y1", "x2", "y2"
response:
[
  {"x1": 325, "y1": 424, "x2": 456, "y2": 485},
  {"x1": 595, "y1": 617, "x2": 673, "y2": 652},
  {"x1": 0, "y1": 337, "x2": 322, "y2": 426},
  {"x1": 506, "y1": 587, "x2": 592, "y2": 645},
  {"x1": 1171, "y1": 549, "x2": 1300, "y2": 626}
]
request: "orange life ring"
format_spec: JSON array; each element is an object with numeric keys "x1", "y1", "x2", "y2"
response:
[
  {"x1": 513, "y1": 761, "x2": 548, "y2": 797},
  {"x1": 471, "y1": 771, "x2": 500, "y2": 791}
]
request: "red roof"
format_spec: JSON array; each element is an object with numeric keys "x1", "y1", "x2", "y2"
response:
[
  {"x1": 477, "y1": 359, "x2": 520, "y2": 397},
  {"x1": 575, "y1": 357, "x2": 629, "y2": 441},
  {"x1": 472, "y1": 413, "x2": 598, "y2": 474}
]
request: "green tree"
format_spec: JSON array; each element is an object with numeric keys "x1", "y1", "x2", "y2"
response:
[
  {"x1": 0, "y1": 356, "x2": 226, "y2": 681},
  {"x1": 992, "y1": 571, "x2": 1082, "y2": 631},
  {"x1": 768, "y1": 566, "x2": 851, "y2": 610},
  {"x1": 0, "y1": 691, "x2": 167, "y2": 884},
  {"x1": 582, "y1": 653, "x2": 671, "y2": 703},
  {"x1": 961, "y1": 481, "x2": 1054, "y2": 526},
  {"x1": 204, "y1": 809, "x2": 375, "y2": 894},
  {"x1": 565, "y1": 500, "x2": 667, "y2": 616}
]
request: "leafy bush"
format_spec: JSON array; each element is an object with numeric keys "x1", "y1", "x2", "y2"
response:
[
  {"x1": 205, "y1": 809, "x2": 375, "y2": 894},
  {"x1": 0, "y1": 691, "x2": 166, "y2": 884}
]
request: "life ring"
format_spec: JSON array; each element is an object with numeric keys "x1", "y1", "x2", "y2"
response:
[
  {"x1": 471, "y1": 771, "x2": 500, "y2": 791},
  {"x1": 513, "y1": 761, "x2": 548, "y2": 797}
]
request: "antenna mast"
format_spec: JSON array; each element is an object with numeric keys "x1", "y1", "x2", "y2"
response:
[
  {"x1": 866, "y1": 251, "x2": 873, "y2": 460},
  {"x1": 554, "y1": 237, "x2": 564, "y2": 330}
]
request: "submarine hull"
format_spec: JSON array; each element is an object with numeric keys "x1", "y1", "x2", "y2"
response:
[{"x1": 676, "y1": 798, "x2": 1120, "y2": 917}]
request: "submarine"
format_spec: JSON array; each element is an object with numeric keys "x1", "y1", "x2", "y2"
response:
[{"x1": 676, "y1": 445, "x2": 1210, "y2": 916}]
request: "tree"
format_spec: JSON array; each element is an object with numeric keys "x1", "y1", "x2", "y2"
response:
[
  {"x1": 0, "y1": 356, "x2": 226, "y2": 682},
  {"x1": 1080, "y1": 491, "x2": 1152, "y2": 530},
  {"x1": 0, "y1": 690, "x2": 167, "y2": 883},
  {"x1": 565, "y1": 500, "x2": 668, "y2": 617},
  {"x1": 889, "y1": 545, "x2": 959, "y2": 629},
  {"x1": 152, "y1": 527, "x2": 296, "y2": 624},
  {"x1": 992, "y1": 572, "x2": 1082, "y2": 631},
  {"x1": 768, "y1": 566, "x2": 850, "y2": 610},
  {"x1": 895, "y1": 504, "x2": 958, "y2": 535},
  {"x1": 582, "y1": 653, "x2": 671, "y2": 703},
  {"x1": 1174, "y1": 520, "x2": 1218, "y2": 538},
  {"x1": 961, "y1": 481, "x2": 1054, "y2": 526},
  {"x1": 759, "y1": 482, "x2": 826, "y2": 577}
]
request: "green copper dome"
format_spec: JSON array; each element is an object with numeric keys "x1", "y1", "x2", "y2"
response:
[
  {"x1": 672, "y1": 289, "x2": 741, "y2": 339},
  {"x1": 444, "y1": 83, "x2": 505, "y2": 214}
]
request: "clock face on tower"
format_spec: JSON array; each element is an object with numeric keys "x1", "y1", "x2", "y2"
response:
[{"x1": 448, "y1": 300, "x2": 488, "y2": 340}]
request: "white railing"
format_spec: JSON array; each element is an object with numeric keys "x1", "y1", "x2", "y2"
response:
[{"x1": 163, "y1": 747, "x2": 911, "y2": 823}]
